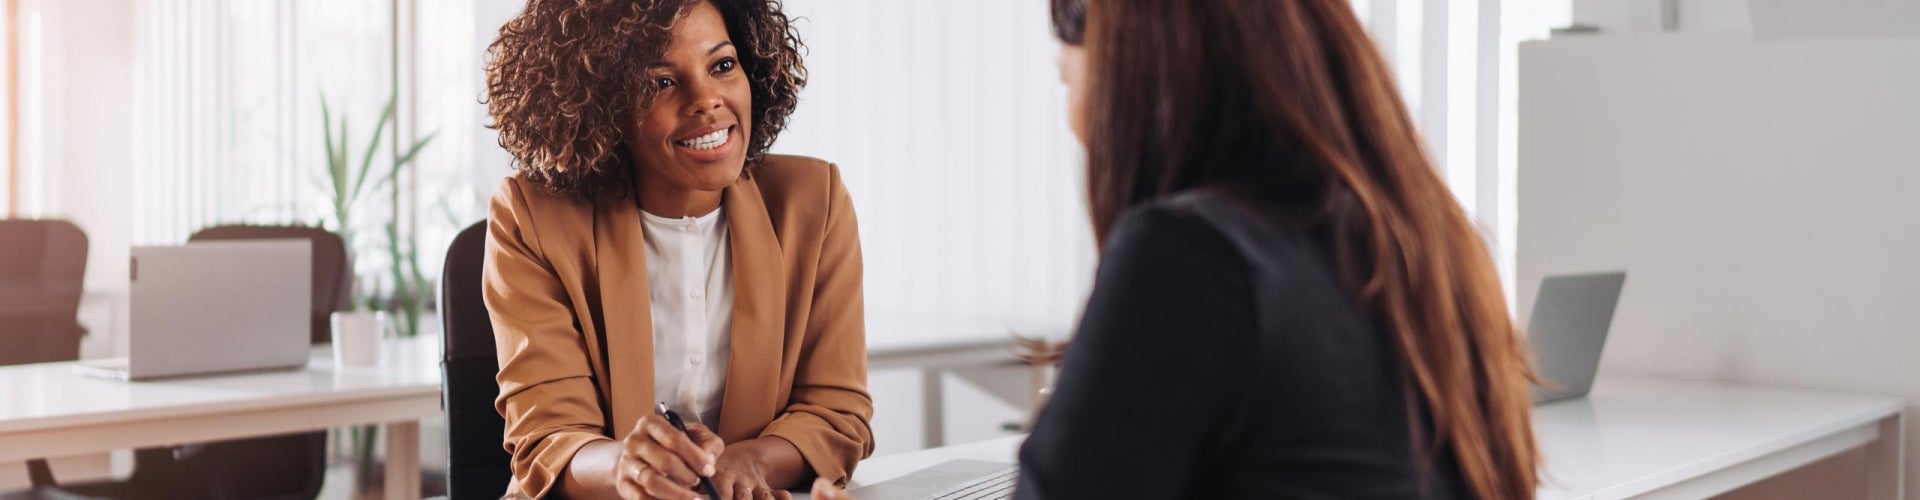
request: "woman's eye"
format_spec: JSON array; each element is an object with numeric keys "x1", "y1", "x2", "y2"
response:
[
  {"x1": 654, "y1": 76, "x2": 676, "y2": 89},
  {"x1": 713, "y1": 58, "x2": 737, "y2": 74}
]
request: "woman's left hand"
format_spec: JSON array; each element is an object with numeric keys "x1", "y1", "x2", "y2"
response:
[
  {"x1": 810, "y1": 478, "x2": 854, "y2": 500},
  {"x1": 711, "y1": 439, "x2": 797, "y2": 500}
]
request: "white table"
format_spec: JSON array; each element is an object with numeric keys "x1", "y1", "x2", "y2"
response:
[
  {"x1": 1534, "y1": 378, "x2": 1902, "y2": 499},
  {"x1": 867, "y1": 319, "x2": 1061, "y2": 447},
  {"x1": 0, "y1": 335, "x2": 444, "y2": 500},
  {"x1": 845, "y1": 377, "x2": 1905, "y2": 499}
]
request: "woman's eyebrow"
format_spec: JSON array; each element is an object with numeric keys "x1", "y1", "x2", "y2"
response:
[{"x1": 646, "y1": 41, "x2": 735, "y2": 70}]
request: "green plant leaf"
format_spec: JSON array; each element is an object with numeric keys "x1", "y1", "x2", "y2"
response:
[
  {"x1": 360, "y1": 130, "x2": 438, "y2": 207},
  {"x1": 321, "y1": 95, "x2": 346, "y2": 230},
  {"x1": 370, "y1": 131, "x2": 439, "y2": 190},
  {"x1": 350, "y1": 99, "x2": 394, "y2": 208},
  {"x1": 387, "y1": 221, "x2": 406, "y2": 316},
  {"x1": 392, "y1": 131, "x2": 438, "y2": 169}
]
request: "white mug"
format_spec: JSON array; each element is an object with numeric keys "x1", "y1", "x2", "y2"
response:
[{"x1": 330, "y1": 311, "x2": 388, "y2": 367}]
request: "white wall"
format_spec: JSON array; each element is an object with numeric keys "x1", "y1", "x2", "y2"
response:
[
  {"x1": 471, "y1": 0, "x2": 520, "y2": 203},
  {"x1": 1519, "y1": 33, "x2": 1920, "y2": 496},
  {"x1": 771, "y1": 0, "x2": 1094, "y2": 330}
]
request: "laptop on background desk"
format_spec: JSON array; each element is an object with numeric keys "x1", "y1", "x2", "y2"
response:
[
  {"x1": 1528, "y1": 271, "x2": 1627, "y2": 404},
  {"x1": 76, "y1": 240, "x2": 312, "y2": 381}
]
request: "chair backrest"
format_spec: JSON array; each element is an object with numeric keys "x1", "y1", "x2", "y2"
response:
[
  {"x1": 188, "y1": 225, "x2": 351, "y2": 345},
  {"x1": 0, "y1": 219, "x2": 89, "y2": 365},
  {"x1": 441, "y1": 220, "x2": 511, "y2": 499}
]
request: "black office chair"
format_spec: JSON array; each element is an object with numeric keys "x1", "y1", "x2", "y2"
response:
[{"x1": 441, "y1": 221, "x2": 513, "y2": 499}]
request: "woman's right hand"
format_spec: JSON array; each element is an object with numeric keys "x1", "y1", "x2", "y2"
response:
[{"x1": 614, "y1": 414, "x2": 725, "y2": 500}]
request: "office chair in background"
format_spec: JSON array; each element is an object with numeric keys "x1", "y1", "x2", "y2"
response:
[
  {"x1": 0, "y1": 219, "x2": 89, "y2": 494},
  {"x1": 441, "y1": 221, "x2": 513, "y2": 499},
  {"x1": 0, "y1": 219, "x2": 89, "y2": 366}
]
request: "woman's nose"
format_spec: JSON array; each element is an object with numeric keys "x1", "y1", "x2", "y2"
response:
[{"x1": 685, "y1": 80, "x2": 724, "y2": 116}]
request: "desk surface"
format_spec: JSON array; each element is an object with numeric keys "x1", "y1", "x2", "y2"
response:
[
  {"x1": 1533, "y1": 377, "x2": 1899, "y2": 499},
  {"x1": 846, "y1": 377, "x2": 1903, "y2": 498},
  {"x1": 0, "y1": 334, "x2": 442, "y2": 461}
]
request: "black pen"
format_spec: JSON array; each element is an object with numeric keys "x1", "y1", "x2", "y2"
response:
[{"x1": 657, "y1": 402, "x2": 722, "y2": 500}]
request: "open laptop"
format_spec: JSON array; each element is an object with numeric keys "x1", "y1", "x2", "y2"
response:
[
  {"x1": 1528, "y1": 271, "x2": 1627, "y2": 404},
  {"x1": 843, "y1": 460, "x2": 1017, "y2": 500},
  {"x1": 76, "y1": 240, "x2": 313, "y2": 381}
]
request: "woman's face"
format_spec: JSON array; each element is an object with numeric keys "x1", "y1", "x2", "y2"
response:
[
  {"x1": 628, "y1": 0, "x2": 752, "y2": 195},
  {"x1": 1057, "y1": 43, "x2": 1089, "y2": 146}
]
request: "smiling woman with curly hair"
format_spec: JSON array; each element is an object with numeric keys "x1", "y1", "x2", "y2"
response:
[{"x1": 481, "y1": 1, "x2": 871, "y2": 498}]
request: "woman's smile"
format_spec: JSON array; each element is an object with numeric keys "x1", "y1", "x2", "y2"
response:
[{"x1": 673, "y1": 123, "x2": 737, "y2": 162}]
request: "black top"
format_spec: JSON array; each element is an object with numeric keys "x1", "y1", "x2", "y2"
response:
[{"x1": 1014, "y1": 192, "x2": 1467, "y2": 499}]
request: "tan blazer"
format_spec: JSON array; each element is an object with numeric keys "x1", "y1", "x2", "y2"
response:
[{"x1": 483, "y1": 155, "x2": 874, "y2": 497}]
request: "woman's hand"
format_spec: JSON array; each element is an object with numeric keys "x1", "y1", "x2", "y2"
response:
[
  {"x1": 614, "y1": 414, "x2": 725, "y2": 500},
  {"x1": 709, "y1": 438, "x2": 807, "y2": 499},
  {"x1": 810, "y1": 478, "x2": 855, "y2": 500}
]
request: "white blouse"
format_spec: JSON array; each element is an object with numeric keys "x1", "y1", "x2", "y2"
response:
[{"x1": 640, "y1": 207, "x2": 734, "y2": 427}]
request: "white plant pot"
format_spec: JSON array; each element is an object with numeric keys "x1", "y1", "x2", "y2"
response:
[{"x1": 330, "y1": 311, "x2": 388, "y2": 367}]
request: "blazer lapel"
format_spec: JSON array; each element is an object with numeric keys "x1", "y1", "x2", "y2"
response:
[
  {"x1": 596, "y1": 198, "x2": 656, "y2": 439},
  {"x1": 716, "y1": 176, "x2": 788, "y2": 442}
]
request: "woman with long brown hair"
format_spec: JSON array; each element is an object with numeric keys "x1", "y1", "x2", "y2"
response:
[{"x1": 993, "y1": 0, "x2": 1542, "y2": 497}]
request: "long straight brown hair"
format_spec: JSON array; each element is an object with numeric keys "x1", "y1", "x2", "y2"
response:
[{"x1": 1053, "y1": 0, "x2": 1538, "y2": 497}]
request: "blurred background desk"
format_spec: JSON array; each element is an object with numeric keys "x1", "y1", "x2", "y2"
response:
[
  {"x1": 0, "y1": 335, "x2": 443, "y2": 500},
  {"x1": 867, "y1": 319, "x2": 1046, "y2": 449}
]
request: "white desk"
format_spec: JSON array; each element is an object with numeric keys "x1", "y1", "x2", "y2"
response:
[
  {"x1": 847, "y1": 377, "x2": 1905, "y2": 499},
  {"x1": 0, "y1": 335, "x2": 444, "y2": 500},
  {"x1": 1534, "y1": 378, "x2": 1902, "y2": 499},
  {"x1": 868, "y1": 319, "x2": 1054, "y2": 448}
]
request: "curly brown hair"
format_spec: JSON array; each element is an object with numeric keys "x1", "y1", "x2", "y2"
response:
[{"x1": 484, "y1": 0, "x2": 806, "y2": 202}]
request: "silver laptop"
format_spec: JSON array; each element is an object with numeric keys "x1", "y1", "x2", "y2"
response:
[
  {"x1": 77, "y1": 240, "x2": 313, "y2": 381},
  {"x1": 1529, "y1": 271, "x2": 1627, "y2": 404},
  {"x1": 845, "y1": 460, "x2": 1017, "y2": 500}
]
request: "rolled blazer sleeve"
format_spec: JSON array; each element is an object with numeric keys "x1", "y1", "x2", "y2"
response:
[
  {"x1": 484, "y1": 180, "x2": 612, "y2": 498},
  {"x1": 757, "y1": 165, "x2": 876, "y2": 485}
]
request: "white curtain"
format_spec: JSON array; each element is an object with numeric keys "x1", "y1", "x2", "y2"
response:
[{"x1": 775, "y1": 0, "x2": 1097, "y2": 335}]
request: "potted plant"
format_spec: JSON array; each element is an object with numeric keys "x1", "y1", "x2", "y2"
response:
[
  {"x1": 315, "y1": 93, "x2": 436, "y2": 498},
  {"x1": 316, "y1": 94, "x2": 437, "y2": 341}
]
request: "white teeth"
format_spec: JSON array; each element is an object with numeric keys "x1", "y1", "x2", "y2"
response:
[{"x1": 676, "y1": 127, "x2": 730, "y2": 150}]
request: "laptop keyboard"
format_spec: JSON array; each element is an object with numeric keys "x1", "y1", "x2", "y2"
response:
[{"x1": 924, "y1": 466, "x2": 1018, "y2": 500}]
